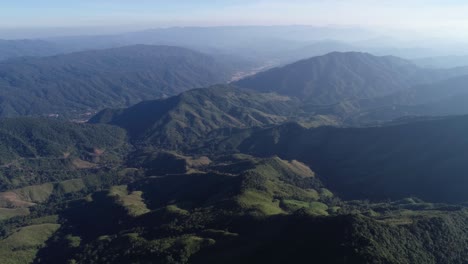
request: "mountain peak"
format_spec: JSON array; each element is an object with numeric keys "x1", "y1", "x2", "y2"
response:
[{"x1": 235, "y1": 52, "x2": 446, "y2": 105}]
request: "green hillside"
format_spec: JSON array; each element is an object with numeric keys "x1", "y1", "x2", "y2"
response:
[
  {"x1": 0, "y1": 114, "x2": 467, "y2": 263},
  {"x1": 90, "y1": 85, "x2": 337, "y2": 148},
  {"x1": 0, "y1": 118, "x2": 127, "y2": 163},
  {"x1": 0, "y1": 118, "x2": 128, "y2": 191},
  {"x1": 8, "y1": 154, "x2": 466, "y2": 264}
]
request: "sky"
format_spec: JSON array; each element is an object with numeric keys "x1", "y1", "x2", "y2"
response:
[{"x1": 2, "y1": 0, "x2": 468, "y2": 39}]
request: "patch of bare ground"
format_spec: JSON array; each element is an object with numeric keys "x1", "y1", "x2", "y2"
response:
[
  {"x1": 186, "y1": 156, "x2": 212, "y2": 168},
  {"x1": 0, "y1": 192, "x2": 35, "y2": 208},
  {"x1": 71, "y1": 158, "x2": 97, "y2": 169},
  {"x1": 93, "y1": 148, "x2": 105, "y2": 156}
]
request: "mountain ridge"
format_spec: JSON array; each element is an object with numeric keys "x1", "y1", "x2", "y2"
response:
[
  {"x1": 0, "y1": 44, "x2": 233, "y2": 119},
  {"x1": 235, "y1": 51, "x2": 468, "y2": 105},
  {"x1": 89, "y1": 85, "x2": 324, "y2": 148}
]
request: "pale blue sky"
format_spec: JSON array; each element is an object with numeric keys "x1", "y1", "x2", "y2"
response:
[{"x1": 2, "y1": 0, "x2": 468, "y2": 35}]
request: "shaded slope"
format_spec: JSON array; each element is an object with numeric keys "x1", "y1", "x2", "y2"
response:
[
  {"x1": 30, "y1": 154, "x2": 468, "y2": 264},
  {"x1": 211, "y1": 116, "x2": 468, "y2": 203},
  {"x1": 34, "y1": 156, "x2": 339, "y2": 263},
  {"x1": 192, "y1": 211, "x2": 468, "y2": 264},
  {"x1": 350, "y1": 74, "x2": 468, "y2": 123},
  {"x1": 133, "y1": 156, "x2": 327, "y2": 216}
]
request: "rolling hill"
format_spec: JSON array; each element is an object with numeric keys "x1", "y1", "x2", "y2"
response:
[
  {"x1": 0, "y1": 45, "x2": 233, "y2": 119},
  {"x1": 413, "y1": 55, "x2": 468, "y2": 68}
]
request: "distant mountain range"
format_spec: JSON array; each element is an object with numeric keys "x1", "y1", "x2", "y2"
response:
[
  {"x1": 235, "y1": 52, "x2": 468, "y2": 105},
  {"x1": 346, "y1": 74, "x2": 468, "y2": 124},
  {"x1": 413, "y1": 55, "x2": 468, "y2": 68},
  {"x1": 11, "y1": 49, "x2": 468, "y2": 123},
  {"x1": 0, "y1": 39, "x2": 61, "y2": 61},
  {"x1": 0, "y1": 45, "x2": 234, "y2": 118},
  {"x1": 4, "y1": 26, "x2": 468, "y2": 66},
  {"x1": 0, "y1": 26, "x2": 375, "y2": 65}
]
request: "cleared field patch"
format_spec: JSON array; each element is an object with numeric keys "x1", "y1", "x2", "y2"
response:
[
  {"x1": 236, "y1": 190, "x2": 284, "y2": 215},
  {"x1": 109, "y1": 185, "x2": 150, "y2": 217},
  {"x1": 0, "y1": 223, "x2": 60, "y2": 264},
  {"x1": 12, "y1": 183, "x2": 54, "y2": 203},
  {"x1": 283, "y1": 160, "x2": 315, "y2": 177},
  {"x1": 0, "y1": 208, "x2": 30, "y2": 221},
  {"x1": 56, "y1": 179, "x2": 86, "y2": 194},
  {"x1": 281, "y1": 199, "x2": 329, "y2": 215},
  {"x1": 0, "y1": 192, "x2": 35, "y2": 208},
  {"x1": 71, "y1": 158, "x2": 97, "y2": 169}
]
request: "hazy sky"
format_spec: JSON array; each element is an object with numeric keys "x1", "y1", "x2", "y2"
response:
[{"x1": 2, "y1": 0, "x2": 468, "y2": 38}]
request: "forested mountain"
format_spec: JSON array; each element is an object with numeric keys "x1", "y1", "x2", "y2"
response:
[
  {"x1": 88, "y1": 82, "x2": 468, "y2": 204},
  {"x1": 90, "y1": 85, "x2": 337, "y2": 148},
  {"x1": 0, "y1": 118, "x2": 127, "y2": 164},
  {"x1": 31, "y1": 154, "x2": 468, "y2": 264},
  {"x1": 3, "y1": 31, "x2": 468, "y2": 264},
  {"x1": 6, "y1": 0, "x2": 468, "y2": 261},
  {"x1": 0, "y1": 45, "x2": 233, "y2": 119},
  {"x1": 1, "y1": 98, "x2": 468, "y2": 263},
  {"x1": 235, "y1": 52, "x2": 468, "y2": 105},
  {"x1": 0, "y1": 118, "x2": 128, "y2": 191},
  {"x1": 0, "y1": 119, "x2": 466, "y2": 263},
  {"x1": 207, "y1": 115, "x2": 468, "y2": 203},
  {"x1": 231, "y1": 52, "x2": 468, "y2": 125},
  {"x1": 347, "y1": 74, "x2": 468, "y2": 123}
]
